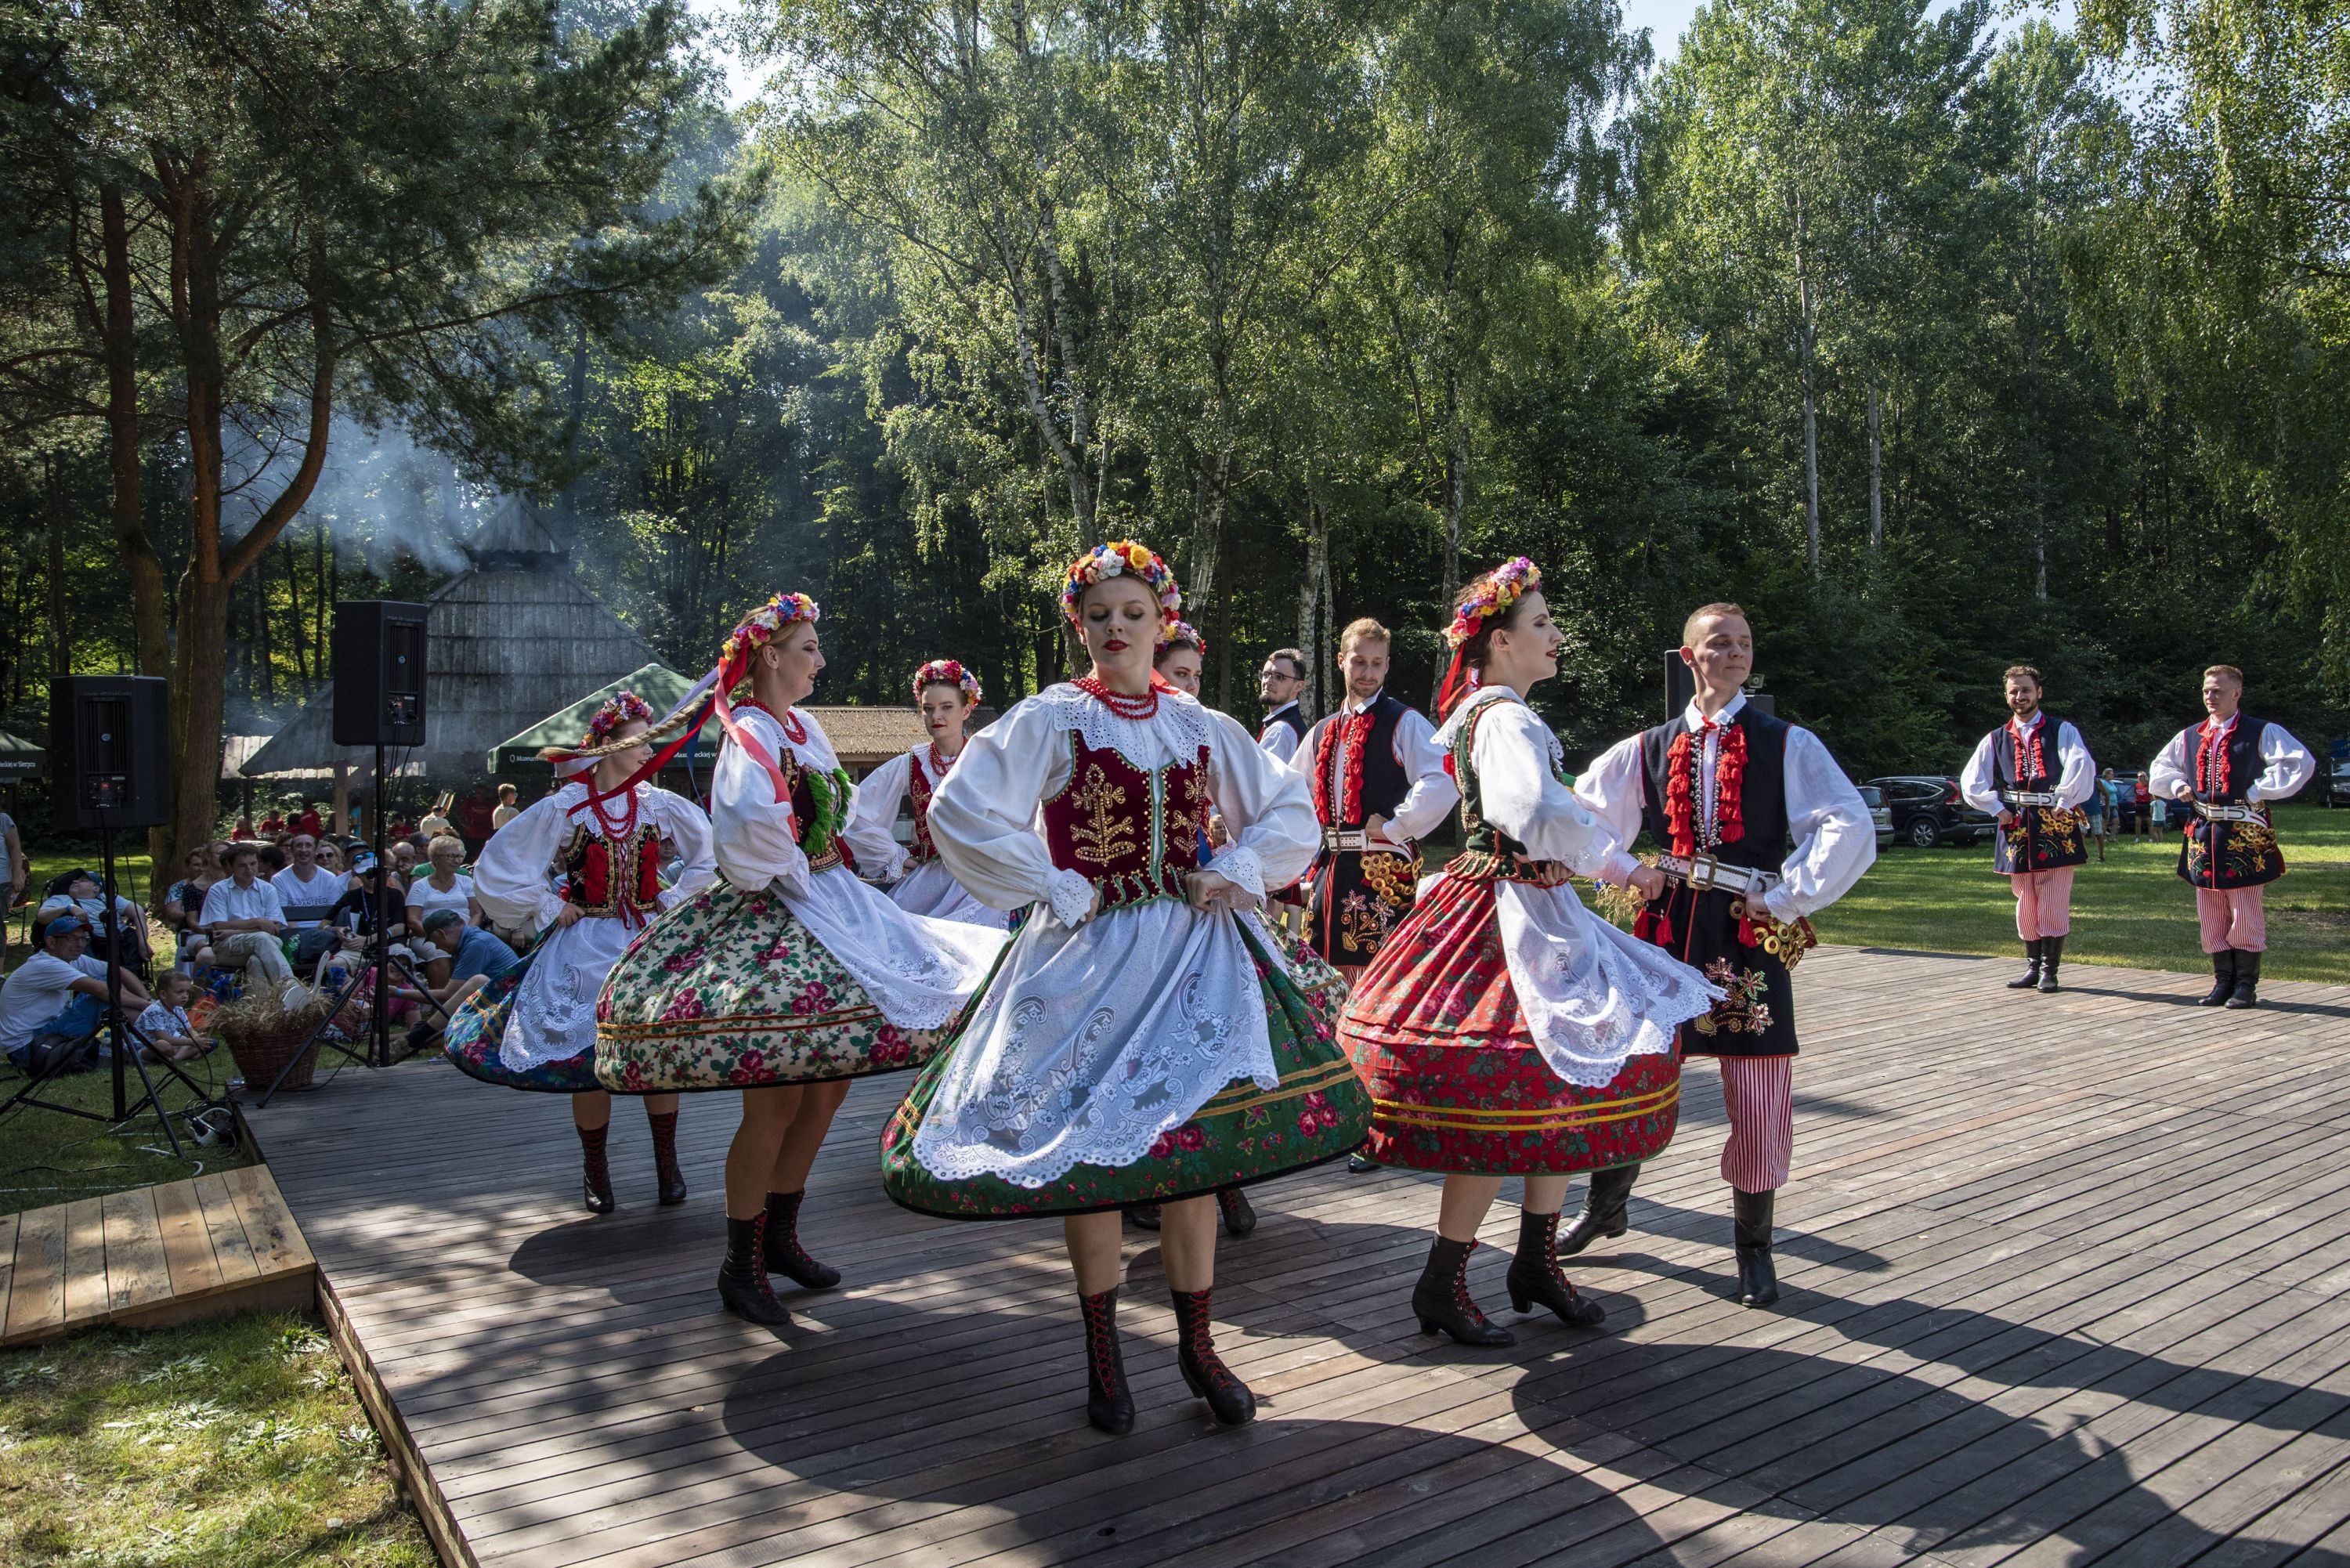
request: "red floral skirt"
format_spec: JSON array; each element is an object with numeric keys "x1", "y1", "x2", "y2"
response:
[{"x1": 1339, "y1": 872, "x2": 1680, "y2": 1176}]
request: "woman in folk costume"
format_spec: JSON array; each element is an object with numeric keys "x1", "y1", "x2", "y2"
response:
[
  {"x1": 880, "y1": 541, "x2": 1371, "y2": 1434},
  {"x1": 1338, "y1": 560, "x2": 1719, "y2": 1346},
  {"x1": 594, "y1": 594, "x2": 1007, "y2": 1327},
  {"x1": 444, "y1": 693, "x2": 717, "y2": 1212},
  {"x1": 840, "y1": 660, "x2": 1008, "y2": 930}
]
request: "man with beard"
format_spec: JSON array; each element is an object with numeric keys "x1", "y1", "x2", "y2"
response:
[{"x1": 1958, "y1": 666, "x2": 2096, "y2": 993}]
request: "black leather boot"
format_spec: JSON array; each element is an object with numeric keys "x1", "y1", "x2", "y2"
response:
[
  {"x1": 1733, "y1": 1189, "x2": 1780, "y2": 1308},
  {"x1": 1348, "y1": 1151, "x2": 1376, "y2": 1173},
  {"x1": 1505, "y1": 1209, "x2": 1607, "y2": 1328},
  {"x1": 1410, "y1": 1236, "x2": 1514, "y2": 1346},
  {"x1": 718, "y1": 1214, "x2": 793, "y2": 1326},
  {"x1": 647, "y1": 1110, "x2": 687, "y2": 1206},
  {"x1": 2200, "y1": 948, "x2": 2236, "y2": 1006},
  {"x1": 2226, "y1": 948, "x2": 2261, "y2": 1010},
  {"x1": 2037, "y1": 936, "x2": 2063, "y2": 994},
  {"x1": 2007, "y1": 938, "x2": 2044, "y2": 989},
  {"x1": 579, "y1": 1122, "x2": 616, "y2": 1214},
  {"x1": 1217, "y1": 1187, "x2": 1257, "y2": 1237},
  {"x1": 1127, "y1": 1204, "x2": 1162, "y2": 1230},
  {"x1": 1171, "y1": 1288, "x2": 1256, "y2": 1425},
  {"x1": 763, "y1": 1190, "x2": 841, "y2": 1288},
  {"x1": 1079, "y1": 1288, "x2": 1134, "y2": 1435},
  {"x1": 1556, "y1": 1164, "x2": 1639, "y2": 1258}
]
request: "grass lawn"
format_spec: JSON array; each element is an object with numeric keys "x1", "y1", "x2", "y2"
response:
[
  {"x1": 1813, "y1": 801, "x2": 2350, "y2": 983},
  {"x1": 0, "y1": 1310, "x2": 433, "y2": 1567}
]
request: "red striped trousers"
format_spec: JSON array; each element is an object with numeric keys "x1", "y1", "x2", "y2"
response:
[{"x1": 1713, "y1": 1054, "x2": 1794, "y2": 1194}]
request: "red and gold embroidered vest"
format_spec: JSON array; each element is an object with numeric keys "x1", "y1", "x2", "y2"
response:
[
  {"x1": 561, "y1": 822, "x2": 663, "y2": 921},
  {"x1": 1040, "y1": 733, "x2": 1210, "y2": 909},
  {"x1": 907, "y1": 753, "x2": 940, "y2": 865}
]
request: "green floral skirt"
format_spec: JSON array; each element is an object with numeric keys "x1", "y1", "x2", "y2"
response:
[
  {"x1": 879, "y1": 924, "x2": 1368, "y2": 1219},
  {"x1": 594, "y1": 880, "x2": 945, "y2": 1093}
]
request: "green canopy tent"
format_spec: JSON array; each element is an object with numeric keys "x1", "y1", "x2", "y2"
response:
[
  {"x1": 0, "y1": 730, "x2": 42, "y2": 783},
  {"x1": 486, "y1": 663, "x2": 696, "y2": 775}
]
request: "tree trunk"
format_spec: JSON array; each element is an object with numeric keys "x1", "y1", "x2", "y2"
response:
[
  {"x1": 1299, "y1": 500, "x2": 1329, "y2": 724},
  {"x1": 100, "y1": 185, "x2": 168, "y2": 684},
  {"x1": 1867, "y1": 380, "x2": 1884, "y2": 558},
  {"x1": 45, "y1": 459, "x2": 70, "y2": 677},
  {"x1": 1793, "y1": 193, "x2": 1821, "y2": 573},
  {"x1": 1443, "y1": 363, "x2": 1466, "y2": 614}
]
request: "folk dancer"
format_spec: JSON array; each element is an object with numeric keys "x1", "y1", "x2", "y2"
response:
[
  {"x1": 1256, "y1": 647, "x2": 1308, "y2": 764},
  {"x1": 444, "y1": 693, "x2": 717, "y2": 1212},
  {"x1": 1574, "y1": 602, "x2": 1876, "y2": 1308},
  {"x1": 1338, "y1": 561, "x2": 1719, "y2": 1346},
  {"x1": 840, "y1": 659, "x2": 1009, "y2": 930},
  {"x1": 1291, "y1": 618, "x2": 1457, "y2": 982},
  {"x1": 880, "y1": 541, "x2": 1369, "y2": 1434},
  {"x1": 2148, "y1": 664, "x2": 2315, "y2": 1010},
  {"x1": 1958, "y1": 665, "x2": 2095, "y2": 993},
  {"x1": 593, "y1": 594, "x2": 1006, "y2": 1325}
]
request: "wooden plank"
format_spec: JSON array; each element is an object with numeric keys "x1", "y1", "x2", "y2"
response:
[
  {"x1": 0, "y1": 1211, "x2": 16, "y2": 1335},
  {"x1": 58, "y1": 1197, "x2": 107, "y2": 1328},
  {"x1": 1, "y1": 1203, "x2": 66, "y2": 1344},
  {"x1": 223, "y1": 1165, "x2": 313, "y2": 1276},
  {"x1": 99, "y1": 1185, "x2": 172, "y2": 1313},
  {"x1": 195, "y1": 1170, "x2": 262, "y2": 1285},
  {"x1": 152, "y1": 1178, "x2": 225, "y2": 1299}
]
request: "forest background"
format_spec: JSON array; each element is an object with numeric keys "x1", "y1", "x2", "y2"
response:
[{"x1": 4, "y1": 0, "x2": 2346, "y2": 865}]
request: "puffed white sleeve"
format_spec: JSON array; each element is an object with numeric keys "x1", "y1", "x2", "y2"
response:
[
  {"x1": 929, "y1": 700, "x2": 1093, "y2": 927},
  {"x1": 1763, "y1": 728, "x2": 1877, "y2": 923},
  {"x1": 1958, "y1": 732, "x2": 2001, "y2": 815},
  {"x1": 2248, "y1": 723, "x2": 2316, "y2": 804},
  {"x1": 839, "y1": 751, "x2": 913, "y2": 881},
  {"x1": 468, "y1": 793, "x2": 571, "y2": 935},
  {"x1": 1475, "y1": 703, "x2": 1604, "y2": 873},
  {"x1": 1203, "y1": 710, "x2": 1318, "y2": 902},
  {"x1": 649, "y1": 790, "x2": 716, "y2": 908},
  {"x1": 711, "y1": 719, "x2": 812, "y2": 900},
  {"x1": 2148, "y1": 728, "x2": 2195, "y2": 800},
  {"x1": 1571, "y1": 735, "x2": 1650, "y2": 887},
  {"x1": 2055, "y1": 722, "x2": 2097, "y2": 808},
  {"x1": 1381, "y1": 707, "x2": 1461, "y2": 848}
]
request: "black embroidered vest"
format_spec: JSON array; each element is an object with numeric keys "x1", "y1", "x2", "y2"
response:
[
  {"x1": 1319, "y1": 692, "x2": 1412, "y2": 828},
  {"x1": 1636, "y1": 707, "x2": 1791, "y2": 873},
  {"x1": 1994, "y1": 717, "x2": 2065, "y2": 793}
]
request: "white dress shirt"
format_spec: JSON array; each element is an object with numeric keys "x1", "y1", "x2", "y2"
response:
[
  {"x1": 1574, "y1": 692, "x2": 1877, "y2": 923},
  {"x1": 1959, "y1": 712, "x2": 2097, "y2": 814},
  {"x1": 200, "y1": 878, "x2": 286, "y2": 930},
  {"x1": 1256, "y1": 702, "x2": 1303, "y2": 765},
  {"x1": 1289, "y1": 689, "x2": 1459, "y2": 850},
  {"x1": 2148, "y1": 715, "x2": 2316, "y2": 805}
]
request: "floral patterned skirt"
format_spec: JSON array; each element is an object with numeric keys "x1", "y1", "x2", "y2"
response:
[
  {"x1": 593, "y1": 879, "x2": 945, "y2": 1093},
  {"x1": 443, "y1": 945, "x2": 603, "y2": 1093},
  {"x1": 1340, "y1": 873, "x2": 1681, "y2": 1176},
  {"x1": 878, "y1": 925, "x2": 1371, "y2": 1219}
]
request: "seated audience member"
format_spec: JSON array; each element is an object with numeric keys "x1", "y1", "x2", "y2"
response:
[
  {"x1": 164, "y1": 847, "x2": 226, "y2": 970},
  {"x1": 403, "y1": 836, "x2": 476, "y2": 959},
  {"x1": 292, "y1": 800, "x2": 325, "y2": 838},
  {"x1": 198, "y1": 846, "x2": 293, "y2": 986},
  {"x1": 136, "y1": 970, "x2": 212, "y2": 1063},
  {"x1": 38, "y1": 869, "x2": 150, "y2": 972},
  {"x1": 397, "y1": 909, "x2": 517, "y2": 1046},
  {"x1": 0, "y1": 917, "x2": 147, "y2": 1071},
  {"x1": 270, "y1": 833, "x2": 347, "y2": 929}
]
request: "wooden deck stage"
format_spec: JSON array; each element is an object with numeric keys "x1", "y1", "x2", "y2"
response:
[{"x1": 246, "y1": 947, "x2": 2350, "y2": 1568}]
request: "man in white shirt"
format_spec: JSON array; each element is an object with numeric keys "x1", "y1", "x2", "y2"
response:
[
  {"x1": 1256, "y1": 649, "x2": 1307, "y2": 764},
  {"x1": 200, "y1": 846, "x2": 294, "y2": 986},
  {"x1": 269, "y1": 833, "x2": 346, "y2": 928},
  {"x1": 2148, "y1": 663, "x2": 2316, "y2": 1010},
  {"x1": 1288, "y1": 618, "x2": 1458, "y2": 980},
  {"x1": 0, "y1": 917, "x2": 147, "y2": 1071},
  {"x1": 1571, "y1": 602, "x2": 1876, "y2": 1310},
  {"x1": 1958, "y1": 665, "x2": 2097, "y2": 993}
]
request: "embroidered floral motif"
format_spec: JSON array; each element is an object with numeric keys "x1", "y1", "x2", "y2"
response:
[
  {"x1": 1067, "y1": 764, "x2": 1137, "y2": 866},
  {"x1": 1693, "y1": 959, "x2": 1773, "y2": 1036}
]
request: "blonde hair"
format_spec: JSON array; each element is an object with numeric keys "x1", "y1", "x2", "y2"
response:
[
  {"x1": 1340, "y1": 617, "x2": 1390, "y2": 654},
  {"x1": 1682, "y1": 602, "x2": 1749, "y2": 646},
  {"x1": 427, "y1": 834, "x2": 465, "y2": 861},
  {"x1": 2204, "y1": 664, "x2": 2245, "y2": 685}
]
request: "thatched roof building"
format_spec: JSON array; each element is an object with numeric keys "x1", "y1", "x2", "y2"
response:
[{"x1": 240, "y1": 497, "x2": 662, "y2": 783}]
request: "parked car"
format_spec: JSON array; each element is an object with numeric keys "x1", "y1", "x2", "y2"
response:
[
  {"x1": 1858, "y1": 784, "x2": 1894, "y2": 850},
  {"x1": 1864, "y1": 775, "x2": 1998, "y2": 848}
]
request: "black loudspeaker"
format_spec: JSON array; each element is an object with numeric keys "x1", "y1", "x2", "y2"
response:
[
  {"x1": 50, "y1": 676, "x2": 172, "y2": 830},
  {"x1": 333, "y1": 601, "x2": 429, "y2": 746}
]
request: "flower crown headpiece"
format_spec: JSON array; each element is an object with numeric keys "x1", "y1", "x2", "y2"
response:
[
  {"x1": 1157, "y1": 618, "x2": 1207, "y2": 655},
  {"x1": 580, "y1": 690, "x2": 655, "y2": 749},
  {"x1": 912, "y1": 659, "x2": 982, "y2": 704},
  {"x1": 1059, "y1": 540, "x2": 1181, "y2": 630},
  {"x1": 1445, "y1": 557, "x2": 1542, "y2": 649},
  {"x1": 721, "y1": 592, "x2": 820, "y2": 684}
]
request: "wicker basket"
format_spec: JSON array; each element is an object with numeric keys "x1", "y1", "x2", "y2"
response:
[{"x1": 220, "y1": 1017, "x2": 322, "y2": 1093}]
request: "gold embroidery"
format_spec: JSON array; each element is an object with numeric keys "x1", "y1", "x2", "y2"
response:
[{"x1": 1068, "y1": 764, "x2": 1137, "y2": 865}]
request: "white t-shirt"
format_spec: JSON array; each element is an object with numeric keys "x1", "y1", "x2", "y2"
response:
[
  {"x1": 0, "y1": 810, "x2": 14, "y2": 883},
  {"x1": 200, "y1": 878, "x2": 287, "y2": 930},
  {"x1": 404, "y1": 873, "x2": 472, "y2": 925},
  {"x1": 0, "y1": 952, "x2": 108, "y2": 1052},
  {"x1": 37, "y1": 893, "x2": 142, "y2": 934},
  {"x1": 270, "y1": 865, "x2": 349, "y2": 927}
]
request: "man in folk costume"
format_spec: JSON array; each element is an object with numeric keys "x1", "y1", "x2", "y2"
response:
[
  {"x1": 2149, "y1": 664, "x2": 2315, "y2": 1010},
  {"x1": 1256, "y1": 648, "x2": 1309, "y2": 764},
  {"x1": 1289, "y1": 618, "x2": 1457, "y2": 981},
  {"x1": 1958, "y1": 665, "x2": 2096, "y2": 994},
  {"x1": 1573, "y1": 602, "x2": 1876, "y2": 1308}
]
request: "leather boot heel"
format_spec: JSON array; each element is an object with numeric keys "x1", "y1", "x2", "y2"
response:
[
  {"x1": 763, "y1": 1190, "x2": 841, "y2": 1289},
  {"x1": 1410, "y1": 1237, "x2": 1515, "y2": 1346},
  {"x1": 1172, "y1": 1288, "x2": 1256, "y2": 1425}
]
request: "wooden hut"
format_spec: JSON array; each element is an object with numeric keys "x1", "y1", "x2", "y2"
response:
[{"x1": 240, "y1": 497, "x2": 663, "y2": 793}]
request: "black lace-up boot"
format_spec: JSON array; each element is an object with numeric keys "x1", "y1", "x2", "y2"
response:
[
  {"x1": 578, "y1": 1122, "x2": 616, "y2": 1214},
  {"x1": 648, "y1": 1110, "x2": 686, "y2": 1205},
  {"x1": 1171, "y1": 1288, "x2": 1256, "y2": 1425},
  {"x1": 1217, "y1": 1187, "x2": 1257, "y2": 1237},
  {"x1": 717, "y1": 1214, "x2": 792, "y2": 1326},
  {"x1": 1505, "y1": 1209, "x2": 1607, "y2": 1328},
  {"x1": 762, "y1": 1190, "x2": 841, "y2": 1289},
  {"x1": 1409, "y1": 1236, "x2": 1514, "y2": 1346},
  {"x1": 1079, "y1": 1288, "x2": 1134, "y2": 1435}
]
